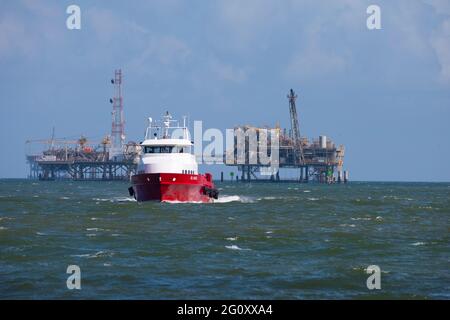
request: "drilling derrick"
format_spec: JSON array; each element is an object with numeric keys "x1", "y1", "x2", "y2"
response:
[
  {"x1": 109, "y1": 69, "x2": 125, "y2": 160},
  {"x1": 288, "y1": 89, "x2": 304, "y2": 165}
]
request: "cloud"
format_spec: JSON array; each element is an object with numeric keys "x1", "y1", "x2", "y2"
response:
[
  {"x1": 209, "y1": 59, "x2": 247, "y2": 84},
  {"x1": 424, "y1": 0, "x2": 450, "y2": 15},
  {"x1": 431, "y1": 19, "x2": 450, "y2": 84},
  {"x1": 214, "y1": 0, "x2": 287, "y2": 51},
  {"x1": 2, "y1": 0, "x2": 450, "y2": 88},
  {"x1": 286, "y1": 46, "x2": 346, "y2": 80},
  {"x1": 0, "y1": 15, "x2": 31, "y2": 58},
  {"x1": 423, "y1": 0, "x2": 450, "y2": 84},
  {"x1": 282, "y1": 2, "x2": 358, "y2": 80},
  {"x1": 126, "y1": 34, "x2": 191, "y2": 73},
  {"x1": 0, "y1": 1, "x2": 66, "y2": 59},
  {"x1": 85, "y1": 7, "x2": 122, "y2": 44}
]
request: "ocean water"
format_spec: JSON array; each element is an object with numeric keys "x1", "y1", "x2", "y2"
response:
[{"x1": 0, "y1": 179, "x2": 448, "y2": 299}]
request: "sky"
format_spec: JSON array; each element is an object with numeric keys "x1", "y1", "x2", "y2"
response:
[{"x1": 0, "y1": 0, "x2": 450, "y2": 181}]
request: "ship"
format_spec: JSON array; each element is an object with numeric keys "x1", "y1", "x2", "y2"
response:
[{"x1": 128, "y1": 112, "x2": 219, "y2": 203}]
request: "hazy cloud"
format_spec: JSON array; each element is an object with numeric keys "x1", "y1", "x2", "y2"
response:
[
  {"x1": 209, "y1": 59, "x2": 247, "y2": 84},
  {"x1": 425, "y1": 0, "x2": 450, "y2": 84}
]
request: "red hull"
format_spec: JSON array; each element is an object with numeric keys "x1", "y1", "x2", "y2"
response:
[{"x1": 130, "y1": 173, "x2": 217, "y2": 203}]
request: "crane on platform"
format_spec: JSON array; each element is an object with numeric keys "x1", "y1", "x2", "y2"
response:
[{"x1": 287, "y1": 89, "x2": 305, "y2": 165}]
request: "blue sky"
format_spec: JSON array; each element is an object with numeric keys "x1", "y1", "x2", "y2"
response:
[{"x1": 1, "y1": 0, "x2": 450, "y2": 181}]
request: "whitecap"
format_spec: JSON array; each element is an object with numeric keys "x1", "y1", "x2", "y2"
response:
[
  {"x1": 152, "y1": 195, "x2": 254, "y2": 204},
  {"x1": 307, "y1": 197, "x2": 319, "y2": 201},
  {"x1": 214, "y1": 195, "x2": 255, "y2": 203},
  {"x1": 262, "y1": 196, "x2": 277, "y2": 200},
  {"x1": 303, "y1": 190, "x2": 311, "y2": 193},
  {"x1": 340, "y1": 224, "x2": 356, "y2": 228},
  {"x1": 60, "y1": 196, "x2": 70, "y2": 200},
  {"x1": 225, "y1": 245, "x2": 250, "y2": 251},
  {"x1": 412, "y1": 242, "x2": 426, "y2": 246},
  {"x1": 375, "y1": 216, "x2": 383, "y2": 221},
  {"x1": 112, "y1": 197, "x2": 136, "y2": 203},
  {"x1": 162, "y1": 200, "x2": 204, "y2": 204},
  {"x1": 71, "y1": 250, "x2": 114, "y2": 259},
  {"x1": 226, "y1": 237, "x2": 238, "y2": 241},
  {"x1": 361, "y1": 267, "x2": 390, "y2": 274},
  {"x1": 92, "y1": 198, "x2": 109, "y2": 202}
]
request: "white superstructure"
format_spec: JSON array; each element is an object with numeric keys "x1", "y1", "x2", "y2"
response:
[{"x1": 137, "y1": 112, "x2": 198, "y2": 175}]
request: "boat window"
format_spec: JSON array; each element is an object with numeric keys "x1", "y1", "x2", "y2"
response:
[
  {"x1": 160, "y1": 146, "x2": 173, "y2": 153},
  {"x1": 170, "y1": 146, "x2": 190, "y2": 153},
  {"x1": 143, "y1": 146, "x2": 174, "y2": 153}
]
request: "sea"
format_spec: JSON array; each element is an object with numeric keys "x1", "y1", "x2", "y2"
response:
[{"x1": 0, "y1": 179, "x2": 448, "y2": 299}]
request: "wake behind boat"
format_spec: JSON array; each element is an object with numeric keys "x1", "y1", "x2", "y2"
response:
[{"x1": 128, "y1": 112, "x2": 218, "y2": 203}]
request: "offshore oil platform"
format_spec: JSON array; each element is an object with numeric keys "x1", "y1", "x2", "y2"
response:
[
  {"x1": 26, "y1": 69, "x2": 347, "y2": 183},
  {"x1": 25, "y1": 70, "x2": 140, "y2": 181},
  {"x1": 224, "y1": 89, "x2": 348, "y2": 183}
]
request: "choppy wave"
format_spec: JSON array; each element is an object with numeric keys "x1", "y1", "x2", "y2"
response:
[{"x1": 1, "y1": 179, "x2": 449, "y2": 299}]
